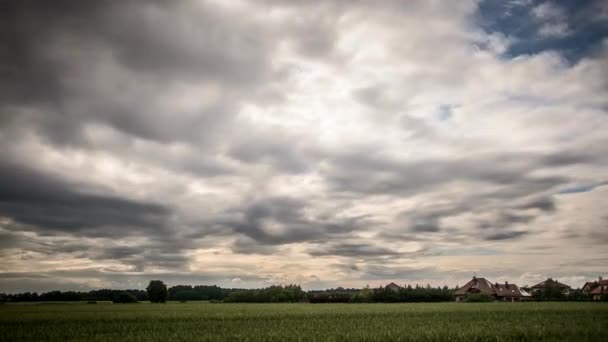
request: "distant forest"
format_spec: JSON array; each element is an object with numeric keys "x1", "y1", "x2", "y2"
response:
[{"x1": 0, "y1": 283, "x2": 597, "y2": 303}]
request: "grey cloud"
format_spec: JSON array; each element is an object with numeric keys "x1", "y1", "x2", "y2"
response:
[
  {"x1": 231, "y1": 236, "x2": 278, "y2": 255},
  {"x1": 353, "y1": 84, "x2": 403, "y2": 111},
  {"x1": 484, "y1": 230, "x2": 528, "y2": 241},
  {"x1": 228, "y1": 133, "x2": 314, "y2": 173},
  {"x1": 477, "y1": 213, "x2": 533, "y2": 241},
  {"x1": 359, "y1": 264, "x2": 438, "y2": 281},
  {"x1": 517, "y1": 197, "x2": 556, "y2": 212},
  {"x1": 0, "y1": 162, "x2": 171, "y2": 237},
  {"x1": 323, "y1": 150, "x2": 574, "y2": 198},
  {"x1": 308, "y1": 243, "x2": 401, "y2": 258},
  {"x1": 220, "y1": 197, "x2": 368, "y2": 245},
  {"x1": 541, "y1": 152, "x2": 595, "y2": 167},
  {"x1": 498, "y1": 213, "x2": 535, "y2": 224},
  {"x1": 402, "y1": 212, "x2": 443, "y2": 233},
  {"x1": 0, "y1": 0, "x2": 282, "y2": 147}
]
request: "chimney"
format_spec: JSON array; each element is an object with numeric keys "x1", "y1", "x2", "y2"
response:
[
  {"x1": 600, "y1": 276, "x2": 603, "y2": 281},
  {"x1": 505, "y1": 281, "x2": 509, "y2": 288}
]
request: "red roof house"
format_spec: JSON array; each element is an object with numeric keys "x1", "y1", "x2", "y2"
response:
[
  {"x1": 583, "y1": 277, "x2": 608, "y2": 300},
  {"x1": 454, "y1": 276, "x2": 531, "y2": 302}
]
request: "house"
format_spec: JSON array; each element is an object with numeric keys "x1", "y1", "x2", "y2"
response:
[
  {"x1": 454, "y1": 276, "x2": 531, "y2": 302},
  {"x1": 582, "y1": 277, "x2": 608, "y2": 300},
  {"x1": 529, "y1": 278, "x2": 571, "y2": 296},
  {"x1": 385, "y1": 282, "x2": 402, "y2": 293}
]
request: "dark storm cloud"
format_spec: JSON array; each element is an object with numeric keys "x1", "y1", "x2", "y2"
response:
[
  {"x1": 228, "y1": 133, "x2": 315, "y2": 173},
  {"x1": 219, "y1": 197, "x2": 369, "y2": 245},
  {"x1": 323, "y1": 150, "x2": 578, "y2": 197},
  {"x1": 231, "y1": 236, "x2": 278, "y2": 255},
  {"x1": 484, "y1": 230, "x2": 528, "y2": 241},
  {"x1": 387, "y1": 179, "x2": 561, "y2": 240},
  {"x1": 0, "y1": 0, "x2": 282, "y2": 146},
  {"x1": 308, "y1": 243, "x2": 401, "y2": 258},
  {"x1": 397, "y1": 212, "x2": 443, "y2": 234},
  {"x1": 516, "y1": 197, "x2": 556, "y2": 211},
  {"x1": 409, "y1": 220, "x2": 441, "y2": 233},
  {"x1": 0, "y1": 162, "x2": 171, "y2": 236},
  {"x1": 2, "y1": 0, "x2": 275, "y2": 88}
]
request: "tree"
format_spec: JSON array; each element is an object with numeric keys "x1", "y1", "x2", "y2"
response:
[
  {"x1": 113, "y1": 292, "x2": 138, "y2": 303},
  {"x1": 146, "y1": 280, "x2": 168, "y2": 303},
  {"x1": 464, "y1": 293, "x2": 495, "y2": 302}
]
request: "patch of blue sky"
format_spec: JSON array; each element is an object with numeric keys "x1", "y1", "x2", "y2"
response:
[
  {"x1": 435, "y1": 105, "x2": 453, "y2": 121},
  {"x1": 557, "y1": 181, "x2": 608, "y2": 195},
  {"x1": 475, "y1": 0, "x2": 608, "y2": 63}
]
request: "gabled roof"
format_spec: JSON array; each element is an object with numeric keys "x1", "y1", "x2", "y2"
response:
[
  {"x1": 386, "y1": 282, "x2": 401, "y2": 288},
  {"x1": 454, "y1": 277, "x2": 530, "y2": 297},
  {"x1": 530, "y1": 279, "x2": 571, "y2": 289},
  {"x1": 454, "y1": 277, "x2": 495, "y2": 295},
  {"x1": 584, "y1": 279, "x2": 608, "y2": 288},
  {"x1": 590, "y1": 285, "x2": 608, "y2": 295},
  {"x1": 495, "y1": 283, "x2": 531, "y2": 297}
]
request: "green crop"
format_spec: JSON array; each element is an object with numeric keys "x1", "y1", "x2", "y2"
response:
[{"x1": 1, "y1": 302, "x2": 607, "y2": 341}]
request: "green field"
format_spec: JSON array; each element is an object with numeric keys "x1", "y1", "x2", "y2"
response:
[{"x1": 1, "y1": 302, "x2": 607, "y2": 341}]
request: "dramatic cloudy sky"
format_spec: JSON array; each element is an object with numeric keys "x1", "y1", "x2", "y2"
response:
[{"x1": 1, "y1": 0, "x2": 607, "y2": 292}]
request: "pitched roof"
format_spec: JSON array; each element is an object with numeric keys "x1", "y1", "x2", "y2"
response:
[
  {"x1": 583, "y1": 279, "x2": 608, "y2": 290},
  {"x1": 454, "y1": 277, "x2": 496, "y2": 295},
  {"x1": 590, "y1": 285, "x2": 608, "y2": 295},
  {"x1": 530, "y1": 279, "x2": 571, "y2": 289},
  {"x1": 495, "y1": 283, "x2": 531, "y2": 297},
  {"x1": 454, "y1": 277, "x2": 531, "y2": 297}
]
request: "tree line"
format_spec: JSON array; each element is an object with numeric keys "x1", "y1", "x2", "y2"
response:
[
  {"x1": 1, "y1": 280, "x2": 603, "y2": 303},
  {"x1": 0, "y1": 282, "x2": 455, "y2": 303}
]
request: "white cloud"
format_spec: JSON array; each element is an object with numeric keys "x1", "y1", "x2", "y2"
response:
[{"x1": 532, "y1": 1, "x2": 572, "y2": 38}]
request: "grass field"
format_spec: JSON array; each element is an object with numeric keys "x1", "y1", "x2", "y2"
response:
[{"x1": 1, "y1": 302, "x2": 607, "y2": 341}]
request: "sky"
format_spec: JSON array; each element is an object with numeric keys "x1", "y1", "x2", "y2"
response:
[{"x1": 1, "y1": 0, "x2": 607, "y2": 293}]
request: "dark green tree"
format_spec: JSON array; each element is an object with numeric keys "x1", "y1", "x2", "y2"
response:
[
  {"x1": 113, "y1": 292, "x2": 138, "y2": 303},
  {"x1": 146, "y1": 280, "x2": 168, "y2": 303}
]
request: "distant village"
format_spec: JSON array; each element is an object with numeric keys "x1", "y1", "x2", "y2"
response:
[
  {"x1": 450, "y1": 276, "x2": 608, "y2": 302},
  {"x1": 367, "y1": 276, "x2": 608, "y2": 303}
]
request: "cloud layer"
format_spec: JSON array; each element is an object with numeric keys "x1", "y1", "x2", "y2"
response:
[{"x1": 1, "y1": 0, "x2": 607, "y2": 292}]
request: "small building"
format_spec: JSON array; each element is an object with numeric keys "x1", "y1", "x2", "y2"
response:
[
  {"x1": 454, "y1": 276, "x2": 531, "y2": 302},
  {"x1": 529, "y1": 278, "x2": 571, "y2": 296},
  {"x1": 583, "y1": 277, "x2": 608, "y2": 300},
  {"x1": 385, "y1": 282, "x2": 402, "y2": 293}
]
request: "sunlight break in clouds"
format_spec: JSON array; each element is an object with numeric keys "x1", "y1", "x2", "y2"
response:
[{"x1": 1, "y1": 0, "x2": 607, "y2": 292}]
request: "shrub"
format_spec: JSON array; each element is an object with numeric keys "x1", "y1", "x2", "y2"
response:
[
  {"x1": 350, "y1": 286, "x2": 373, "y2": 303},
  {"x1": 113, "y1": 292, "x2": 138, "y2": 304},
  {"x1": 464, "y1": 293, "x2": 495, "y2": 302}
]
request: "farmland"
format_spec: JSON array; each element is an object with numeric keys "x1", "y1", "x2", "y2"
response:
[{"x1": 1, "y1": 302, "x2": 607, "y2": 341}]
